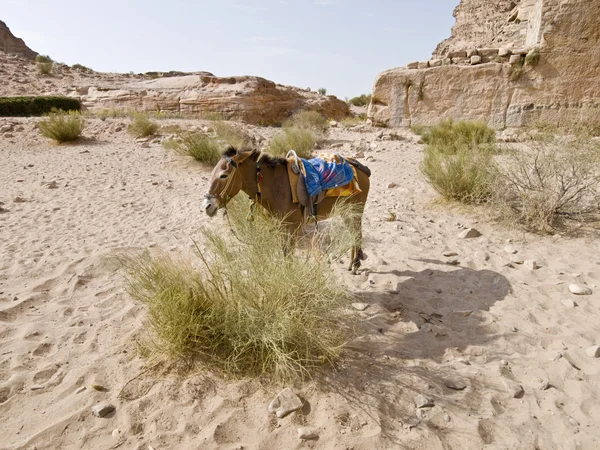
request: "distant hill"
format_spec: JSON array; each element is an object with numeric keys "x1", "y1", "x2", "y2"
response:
[{"x1": 0, "y1": 20, "x2": 37, "y2": 59}]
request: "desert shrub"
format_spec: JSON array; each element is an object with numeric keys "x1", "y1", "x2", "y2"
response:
[
  {"x1": 212, "y1": 121, "x2": 253, "y2": 148},
  {"x1": 525, "y1": 48, "x2": 540, "y2": 66},
  {"x1": 490, "y1": 137, "x2": 600, "y2": 232},
  {"x1": 202, "y1": 111, "x2": 225, "y2": 121},
  {"x1": 317, "y1": 88, "x2": 327, "y2": 95},
  {"x1": 38, "y1": 110, "x2": 85, "y2": 143},
  {"x1": 267, "y1": 127, "x2": 316, "y2": 158},
  {"x1": 419, "y1": 119, "x2": 496, "y2": 155},
  {"x1": 128, "y1": 113, "x2": 159, "y2": 138},
  {"x1": 341, "y1": 116, "x2": 367, "y2": 127},
  {"x1": 36, "y1": 55, "x2": 53, "y2": 75},
  {"x1": 95, "y1": 108, "x2": 130, "y2": 120},
  {"x1": 348, "y1": 94, "x2": 371, "y2": 107},
  {"x1": 284, "y1": 110, "x2": 328, "y2": 134},
  {"x1": 177, "y1": 132, "x2": 221, "y2": 164},
  {"x1": 0, "y1": 96, "x2": 81, "y2": 117},
  {"x1": 72, "y1": 63, "x2": 91, "y2": 72},
  {"x1": 122, "y1": 196, "x2": 354, "y2": 380}
]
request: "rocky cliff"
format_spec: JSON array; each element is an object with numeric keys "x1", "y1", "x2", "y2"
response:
[
  {"x1": 0, "y1": 20, "x2": 37, "y2": 59},
  {"x1": 368, "y1": 0, "x2": 600, "y2": 129}
]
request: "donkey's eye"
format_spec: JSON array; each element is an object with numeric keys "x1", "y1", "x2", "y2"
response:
[{"x1": 219, "y1": 174, "x2": 228, "y2": 179}]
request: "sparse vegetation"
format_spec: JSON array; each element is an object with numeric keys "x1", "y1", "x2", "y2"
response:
[
  {"x1": 490, "y1": 137, "x2": 600, "y2": 232},
  {"x1": 267, "y1": 127, "x2": 316, "y2": 158},
  {"x1": 176, "y1": 132, "x2": 222, "y2": 164},
  {"x1": 128, "y1": 113, "x2": 159, "y2": 138},
  {"x1": 509, "y1": 65, "x2": 523, "y2": 82},
  {"x1": 38, "y1": 110, "x2": 85, "y2": 143},
  {"x1": 71, "y1": 63, "x2": 91, "y2": 72},
  {"x1": 202, "y1": 111, "x2": 225, "y2": 121},
  {"x1": 420, "y1": 120, "x2": 497, "y2": 204},
  {"x1": 284, "y1": 110, "x2": 328, "y2": 134},
  {"x1": 341, "y1": 116, "x2": 368, "y2": 127},
  {"x1": 525, "y1": 48, "x2": 541, "y2": 66},
  {"x1": 348, "y1": 94, "x2": 371, "y2": 107},
  {"x1": 0, "y1": 96, "x2": 81, "y2": 117},
  {"x1": 122, "y1": 196, "x2": 354, "y2": 380},
  {"x1": 417, "y1": 81, "x2": 426, "y2": 101},
  {"x1": 317, "y1": 88, "x2": 327, "y2": 95},
  {"x1": 94, "y1": 108, "x2": 130, "y2": 120},
  {"x1": 36, "y1": 55, "x2": 53, "y2": 75},
  {"x1": 212, "y1": 121, "x2": 253, "y2": 148}
]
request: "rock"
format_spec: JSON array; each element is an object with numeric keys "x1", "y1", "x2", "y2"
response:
[
  {"x1": 538, "y1": 380, "x2": 552, "y2": 391},
  {"x1": 446, "y1": 259, "x2": 460, "y2": 266},
  {"x1": 524, "y1": 260, "x2": 539, "y2": 270},
  {"x1": 585, "y1": 345, "x2": 600, "y2": 358},
  {"x1": 473, "y1": 251, "x2": 490, "y2": 261},
  {"x1": 111, "y1": 429, "x2": 121, "y2": 439},
  {"x1": 443, "y1": 251, "x2": 458, "y2": 257},
  {"x1": 0, "y1": 124, "x2": 13, "y2": 133},
  {"x1": 561, "y1": 299, "x2": 577, "y2": 308},
  {"x1": 30, "y1": 385, "x2": 45, "y2": 391},
  {"x1": 387, "y1": 182, "x2": 397, "y2": 189},
  {"x1": 569, "y1": 284, "x2": 592, "y2": 295},
  {"x1": 414, "y1": 394, "x2": 434, "y2": 408},
  {"x1": 458, "y1": 228, "x2": 481, "y2": 239},
  {"x1": 268, "y1": 388, "x2": 303, "y2": 418},
  {"x1": 75, "y1": 386, "x2": 86, "y2": 394},
  {"x1": 297, "y1": 427, "x2": 319, "y2": 440},
  {"x1": 504, "y1": 245, "x2": 518, "y2": 254},
  {"x1": 330, "y1": 142, "x2": 343, "y2": 149},
  {"x1": 407, "y1": 61, "x2": 419, "y2": 69},
  {"x1": 477, "y1": 48, "x2": 499, "y2": 58},
  {"x1": 466, "y1": 49, "x2": 478, "y2": 58},
  {"x1": 448, "y1": 50, "x2": 467, "y2": 58},
  {"x1": 498, "y1": 47, "x2": 511, "y2": 57},
  {"x1": 470, "y1": 55, "x2": 482, "y2": 65},
  {"x1": 351, "y1": 303, "x2": 369, "y2": 311},
  {"x1": 444, "y1": 414, "x2": 451, "y2": 422},
  {"x1": 510, "y1": 255, "x2": 524, "y2": 264},
  {"x1": 418, "y1": 62, "x2": 429, "y2": 69},
  {"x1": 329, "y1": 120, "x2": 338, "y2": 128},
  {"x1": 569, "y1": 417, "x2": 580, "y2": 427},
  {"x1": 444, "y1": 379, "x2": 467, "y2": 390},
  {"x1": 509, "y1": 54, "x2": 522, "y2": 64},
  {"x1": 429, "y1": 59, "x2": 443, "y2": 67},
  {"x1": 502, "y1": 379, "x2": 524, "y2": 398},
  {"x1": 92, "y1": 403, "x2": 115, "y2": 418},
  {"x1": 4, "y1": 132, "x2": 14, "y2": 138},
  {"x1": 353, "y1": 151, "x2": 365, "y2": 158}
]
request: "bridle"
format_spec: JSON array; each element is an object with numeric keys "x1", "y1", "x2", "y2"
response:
[{"x1": 203, "y1": 155, "x2": 238, "y2": 206}]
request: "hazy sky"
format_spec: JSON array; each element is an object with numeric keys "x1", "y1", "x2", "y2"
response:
[{"x1": 2, "y1": 0, "x2": 459, "y2": 99}]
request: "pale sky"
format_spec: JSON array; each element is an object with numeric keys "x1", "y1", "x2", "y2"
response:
[{"x1": 2, "y1": 0, "x2": 459, "y2": 99}]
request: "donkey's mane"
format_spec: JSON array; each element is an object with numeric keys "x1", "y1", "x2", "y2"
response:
[{"x1": 222, "y1": 146, "x2": 287, "y2": 169}]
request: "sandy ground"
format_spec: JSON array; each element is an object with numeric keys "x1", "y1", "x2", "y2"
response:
[{"x1": 1, "y1": 117, "x2": 600, "y2": 450}]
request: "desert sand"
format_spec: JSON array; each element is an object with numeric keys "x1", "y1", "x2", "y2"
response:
[{"x1": 1, "y1": 117, "x2": 599, "y2": 450}]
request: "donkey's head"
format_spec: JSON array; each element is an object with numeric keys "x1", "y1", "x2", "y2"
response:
[{"x1": 202, "y1": 147, "x2": 254, "y2": 217}]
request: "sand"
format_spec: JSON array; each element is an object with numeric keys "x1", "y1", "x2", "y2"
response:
[{"x1": 1, "y1": 117, "x2": 600, "y2": 449}]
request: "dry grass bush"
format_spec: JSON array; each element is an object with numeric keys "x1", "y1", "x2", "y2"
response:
[
  {"x1": 212, "y1": 121, "x2": 253, "y2": 149},
  {"x1": 36, "y1": 55, "x2": 53, "y2": 75},
  {"x1": 490, "y1": 137, "x2": 600, "y2": 232},
  {"x1": 420, "y1": 120, "x2": 497, "y2": 204},
  {"x1": 128, "y1": 113, "x2": 159, "y2": 138},
  {"x1": 38, "y1": 110, "x2": 85, "y2": 143},
  {"x1": 267, "y1": 127, "x2": 316, "y2": 159},
  {"x1": 176, "y1": 132, "x2": 222, "y2": 164},
  {"x1": 122, "y1": 196, "x2": 356, "y2": 380},
  {"x1": 284, "y1": 110, "x2": 328, "y2": 134}
]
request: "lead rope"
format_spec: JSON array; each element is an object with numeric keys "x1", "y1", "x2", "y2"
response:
[{"x1": 247, "y1": 160, "x2": 263, "y2": 220}]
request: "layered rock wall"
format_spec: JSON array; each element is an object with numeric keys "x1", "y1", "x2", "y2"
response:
[
  {"x1": 0, "y1": 20, "x2": 37, "y2": 59},
  {"x1": 369, "y1": 0, "x2": 600, "y2": 129}
]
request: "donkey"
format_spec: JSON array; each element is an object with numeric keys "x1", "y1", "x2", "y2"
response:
[{"x1": 202, "y1": 147, "x2": 371, "y2": 273}]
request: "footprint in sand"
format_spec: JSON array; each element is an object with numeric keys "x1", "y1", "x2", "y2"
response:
[
  {"x1": 32, "y1": 342, "x2": 53, "y2": 356},
  {"x1": 33, "y1": 366, "x2": 59, "y2": 384}
]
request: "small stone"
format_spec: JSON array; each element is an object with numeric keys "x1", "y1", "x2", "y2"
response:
[
  {"x1": 268, "y1": 388, "x2": 303, "y2": 418},
  {"x1": 351, "y1": 303, "x2": 369, "y2": 311},
  {"x1": 470, "y1": 55, "x2": 482, "y2": 65},
  {"x1": 443, "y1": 414, "x2": 451, "y2": 422},
  {"x1": 443, "y1": 251, "x2": 458, "y2": 257},
  {"x1": 509, "y1": 54, "x2": 522, "y2": 64},
  {"x1": 444, "y1": 379, "x2": 467, "y2": 390},
  {"x1": 75, "y1": 386, "x2": 86, "y2": 394},
  {"x1": 569, "y1": 417, "x2": 580, "y2": 427},
  {"x1": 502, "y1": 379, "x2": 524, "y2": 398},
  {"x1": 510, "y1": 255, "x2": 524, "y2": 264},
  {"x1": 429, "y1": 58, "x2": 442, "y2": 67},
  {"x1": 111, "y1": 429, "x2": 121, "y2": 439},
  {"x1": 92, "y1": 403, "x2": 115, "y2": 418},
  {"x1": 504, "y1": 245, "x2": 518, "y2": 254},
  {"x1": 458, "y1": 228, "x2": 481, "y2": 239},
  {"x1": 446, "y1": 259, "x2": 460, "y2": 266},
  {"x1": 47, "y1": 181, "x2": 59, "y2": 189},
  {"x1": 524, "y1": 260, "x2": 539, "y2": 270},
  {"x1": 91, "y1": 384, "x2": 107, "y2": 391},
  {"x1": 500, "y1": 359, "x2": 509, "y2": 366},
  {"x1": 538, "y1": 381, "x2": 552, "y2": 391},
  {"x1": 561, "y1": 299, "x2": 577, "y2": 308},
  {"x1": 30, "y1": 385, "x2": 45, "y2": 391},
  {"x1": 585, "y1": 345, "x2": 600, "y2": 358},
  {"x1": 330, "y1": 142, "x2": 343, "y2": 149},
  {"x1": 510, "y1": 327, "x2": 518, "y2": 332},
  {"x1": 297, "y1": 427, "x2": 319, "y2": 440},
  {"x1": 407, "y1": 62, "x2": 419, "y2": 69},
  {"x1": 569, "y1": 284, "x2": 592, "y2": 295},
  {"x1": 387, "y1": 182, "x2": 397, "y2": 189},
  {"x1": 328, "y1": 121, "x2": 338, "y2": 128},
  {"x1": 498, "y1": 47, "x2": 511, "y2": 57},
  {"x1": 467, "y1": 49, "x2": 478, "y2": 58},
  {"x1": 473, "y1": 251, "x2": 490, "y2": 261},
  {"x1": 414, "y1": 394, "x2": 434, "y2": 408}
]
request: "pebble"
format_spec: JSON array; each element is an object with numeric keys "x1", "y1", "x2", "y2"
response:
[
  {"x1": 91, "y1": 403, "x2": 115, "y2": 418},
  {"x1": 524, "y1": 260, "x2": 539, "y2": 270},
  {"x1": 504, "y1": 245, "x2": 518, "y2": 254},
  {"x1": 414, "y1": 394, "x2": 434, "y2": 408},
  {"x1": 297, "y1": 427, "x2": 319, "y2": 440},
  {"x1": 444, "y1": 379, "x2": 467, "y2": 390},
  {"x1": 351, "y1": 303, "x2": 369, "y2": 311},
  {"x1": 268, "y1": 388, "x2": 303, "y2": 418},
  {"x1": 510, "y1": 327, "x2": 518, "y2": 332},
  {"x1": 510, "y1": 255, "x2": 524, "y2": 264},
  {"x1": 446, "y1": 259, "x2": 460, "y2": 266},
  {"x1": 561, "y1": 299, "x2": 577, "y2": 308},
  {"x1": 569, "y1": 284, "x2": 592, "y2": 295},
  {"x1": 502, "y1": 379, "x2": 524, "y2": 398},
  {"x1": 387, "y1": 182, "x2": 397, "y2": 189},
  {"x1": 585, "y1": 345, "x2": 600, "y2": 358},
  {"x1": 443, "y1": 251, "x2": 458, "y2": 257},
  {"x1": 30, "y1": 385, "x2": 45, "y2": 391},
  {"x1": 75, "y1": 386, "x2": 86, "y2": 394},
  {"x1": 458, "y1": 228, "x2": 481, "y2": 239},
  {"x1": 473, "y1": 251, "x2": 490, "y2": 261},
  {"x1": 500, "y1": 359, "x2": 509, "y2": 366},
  {"x1": 443, "y1": 414, "x2": 451, "y2": 422},
  {"x1": 111, "y1": 429, "x2": 121, "y2": 439}
]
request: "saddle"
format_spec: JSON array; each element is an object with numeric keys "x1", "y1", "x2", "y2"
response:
[{"x1": 286, "y1": 151, "x2": 362, "y2": 219}]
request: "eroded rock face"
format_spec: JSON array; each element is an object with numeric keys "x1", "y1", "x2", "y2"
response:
[
  {"x1": 0, "y1": 20, "x2": 37, "y2": 60},
  {"x1": 369, "y1": 0, "x2": 600, "y2": 129},
  {"x1": 78, "y1": 75, "x2": 349, "y2": 125}
]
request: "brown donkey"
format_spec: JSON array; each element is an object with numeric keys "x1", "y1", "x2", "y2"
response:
[{"x1": 203, "y1": 147, "x2": 371, "y2": 273}]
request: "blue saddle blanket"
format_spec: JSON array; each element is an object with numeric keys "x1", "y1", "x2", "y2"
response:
[{"x1": 301, "y1": 155, "x2": 355, "y2": 197}]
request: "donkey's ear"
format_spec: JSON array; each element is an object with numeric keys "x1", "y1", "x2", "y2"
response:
[{"x1": 233, "y1": 148, "x2": 254, "y2": 163}]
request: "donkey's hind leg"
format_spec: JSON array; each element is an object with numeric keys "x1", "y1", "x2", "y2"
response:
[{"x1": 346, "y1": 213, "x2": 365, "y2": 275}]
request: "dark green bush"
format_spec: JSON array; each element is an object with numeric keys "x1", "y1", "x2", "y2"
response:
[
  {"x1": 0, "y1": 96, "x2": 81, "y2": 117},
  {"x1": 348, "y1": 94, "x2": 371, "y2": 107}
]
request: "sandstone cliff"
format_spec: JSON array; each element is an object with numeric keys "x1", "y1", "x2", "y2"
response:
[
  {"x1": 369, "y1": 0, "x2": 600, "y2": 129},
  {"x1": 0, "y1": 20, "x2": 37, "y2": 59}
]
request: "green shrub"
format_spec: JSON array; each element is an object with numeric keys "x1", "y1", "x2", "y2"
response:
[
  {"x1": 35, "y1": 55, "x2": 53, "y2": 75},
  {"x1": 317, "y1": 88, "x2": 327, "y2": 95},
  {"x1": 525, "y1": 48, "x2": 540, "y2": 66},
  {"x1": 38, "y1": 110, "x2": 85, "y2": 143},
  {"x1": 0, "y1": 96, "x2": 81, "y2": 117},
  {"x1": 71, "y1": 63, "x2": 91, "y2": 72},
  {"x1": 348, "y1": 94, "x2": 371, "y2": 107},
  {"x1": 177, "y1": 133, "x2": 221, "y2": 164},
  {"x1": 267, "y1": 127, "x2": 316, "y2": 158},
  {"x1": 122, "y1": 196, "x2": 354, "y2": 380},
  {"x1": 128, "y1": 113, "x2": 159, "y2": 138},
  {"x1": 419, "y1": 119, "x2": 496, "y2": 155},
  {"x1": 212, "y1": 121, "x2": 253, "y2": 148},
  {"x1": 284, "y1": 110, "x2": 328, "y2": 134}
]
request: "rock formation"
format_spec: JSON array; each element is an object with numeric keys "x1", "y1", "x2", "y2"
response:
[
  {"x1": 368, "y1": 0, "x2": 600, "y2": 129},
  {"x1": 0, "y1": 20, "x2": 37, "y2": 59}
]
